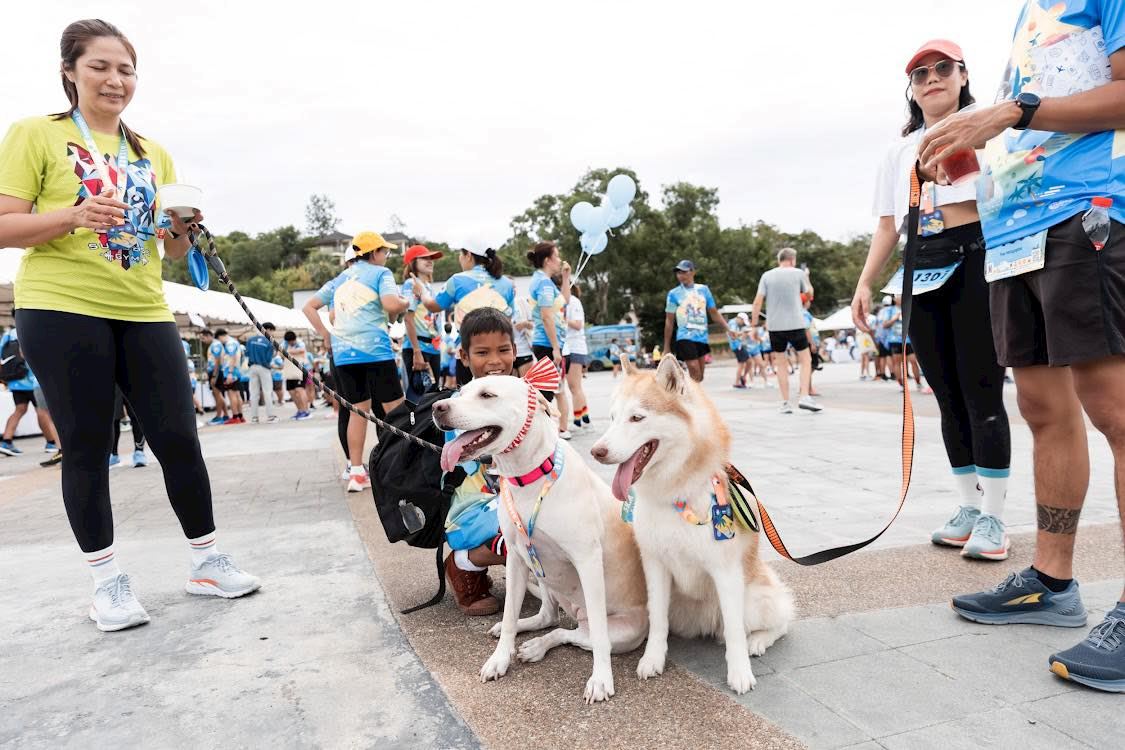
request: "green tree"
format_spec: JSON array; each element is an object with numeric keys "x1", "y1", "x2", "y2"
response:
[{"x1": 305, "y1": 194, "x2": 340, "y2": 237}]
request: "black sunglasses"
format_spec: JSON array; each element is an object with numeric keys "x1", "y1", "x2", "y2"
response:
[{"x1": 908, "y1": 59, "x2": 963, "y2": 86}]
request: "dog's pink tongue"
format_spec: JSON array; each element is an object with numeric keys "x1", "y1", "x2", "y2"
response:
[
  {"x1": 440, "y1": 429, "x2": 484, "y2": 473},
  {"x1": 612, "y1": 452, "x2": 640, "y2": 501}
]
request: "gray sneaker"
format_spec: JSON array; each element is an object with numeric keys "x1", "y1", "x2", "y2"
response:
[
  {"x1": 89, "y1": 573, "x2": 150, "y2": 632},
  {"x1": 778, "y1": 402, "x2": 793, "y2": 414},
  {"x1": 186, "y1": 553, "x2": 261, "y2": 598},
  {"x1": 931, "y1": 505, "x2": 981, "y2": 547},
  {"x1": 1049, "y1": 604, "x2": 1125, "y2": 692}
]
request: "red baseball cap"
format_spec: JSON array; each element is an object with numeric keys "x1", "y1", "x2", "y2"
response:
[
  {"x1": 403, "y1": 244, "x2": 443, "y2": 265},
  {"x1": 905, "y1": 39, "x2": 965, "y2": 75}
]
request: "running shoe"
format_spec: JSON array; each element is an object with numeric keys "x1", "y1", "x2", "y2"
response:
[
  {"x1": 89, "y1": 573, "x2": 150, "y2": 632},
  {"x1": 185, "y1": 553, "x2": 261, "y2": 599},
  {"x1": 43, "y1": 441, "x2": 57, "y2": 453},
  {"x1": 207, "y1": 416, "x2": 226, "y2": 426},
  {"x1": 251, "y1": 416, "x2": 259, "y2": 423},
  {"x1": 0, "y1": 440, "x2": 21, "y2": 456},
  {"x1": 40, "y1": 450, "x2": 62, "y2": 467},
  {"x1": 559, "y1": 430, "x2": 573, "y2": 441},
  {"x1": 108, "y1": 454, "x2": 121, "y2": 468},
  {"x1": 226, "y1": 416, "x2": 246, "y2": 425},
  {"x1": 292, "y1": 411, "x2": 311, "y2": 421},
  {"x1": 340, "y1": 465, "x2": 352, "y2": 481},
  {"x1": 573, "y1": 419, "x2": 583, "y2": 430},
  {"x1": 347, "y1": 471, "x2": 371, "y2": 493},
  {"x1": 951, "y1": 568, "x2": 1088, "y2": 627},
  {"x1": 266, "y1": 415, "x2": 280, "y2": 423},
  {"x1": 132, "y1": 449, "x2": 147, "y2": 468},
  {"x1": 798, "y1": 396, "x2": 823, "y2": 413},
  {"x1": 931, "y1": 505, "x2": 980, "y2": 547},
  {"x1": 962, "y1": 513, "x2": 1010, "y2": 561},
  {"x1": 733, "y1": 383, "x2": 747, "y2": 389},
  {"x1": 1048, "y1": 604, "x2": 1125, "y2": 693},
  {"x1": 778, "y1": 402, "x2": 793, "y2": 415}
]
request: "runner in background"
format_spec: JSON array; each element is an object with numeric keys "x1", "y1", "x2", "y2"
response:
[
  {"x1": 664, "y1": 259, "x2": 728, "y2": 382},
  {"x1": 441, "y1": 322, "x2": 460, "y2": 389},
  {"x1": 853, "y1": 39, "x2": 1011, "y2": 560},
  {"x1": 214, "y1": 330, "x2": 244, "y2": 424},
  {"x1": 609, "y1": 338, "x2": 622, "y2": 377},
  {"x1": 203, "y1": 329, "x2": 229, "y2": 425},
  {"x1": 400, "y1": 244, "x2": 444, "y2": 402},
  {"x1": 751, "y1": 248, "x2": 822, "y2": 412},
  {"x1": 0, "y1": 327, "x2": 60, "y2": 457},
  {"x1": 526, "y1": 242, "x2": 570, "y2": 399},
  {"x1": 281, "y1": 330, "x2": 311, "y2": 420},
  {"x1": 237, "y1": 339, "x2": 251, "y2": 413},
  {"x1": 183, "y1": 337, "x2": 202, "y2": 415},
  {"x1": 245, "y1": 322, "x2": 277, "y2": 424},
  {"x1": 563, "y1": 283, "x2": 591, "y2": 431},
  {"x1": 728, "y1": 313, "x2": 751, "y2": 389}
]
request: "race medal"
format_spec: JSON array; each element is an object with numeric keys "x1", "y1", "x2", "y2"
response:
[{"x1": 711, "y1": 502, "x2": 736, "y2": 541}]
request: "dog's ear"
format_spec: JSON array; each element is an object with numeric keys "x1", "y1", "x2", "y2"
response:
[
  {"x1": 536, "y1": 390, "x2": 560, "y2": 419},
  {"x1": 655, "y1": 354, "x2": 687, "y2": 395}
]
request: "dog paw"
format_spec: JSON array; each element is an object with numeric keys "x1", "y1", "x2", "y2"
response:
[
  {"x1": 747, "y1": 630, "x2": 775, "y2": 656},
  {"x1": 517, "y1": 635, "x2": 551, "y2": 663},
  {"x1": 479, "y1": 651, "x2": 512, "y2": 683},
  {"x1": 584, "y1": 672, "x2": 615, "y2": 704},
  {"x1": 488, "y1": 622, "x2": 503, "y2": 639},
  {"x1": 636, "y1": 652, "x2": 666, "y2": 680},
  {"x1": 726, "y1": 660, "x2": 757, "y2": 695}
]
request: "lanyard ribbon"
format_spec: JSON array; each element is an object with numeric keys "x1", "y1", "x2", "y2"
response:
[
  {"x1": 71, "y1": 110, "x2": 128, "y2": 205},
  {"x1": 500, "y1": 443, "x2": 564, "y2": 578}
]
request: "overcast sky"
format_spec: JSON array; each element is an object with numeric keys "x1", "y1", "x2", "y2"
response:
[{"x1": 2, "y1": 0, "x2": 1023, "y2": 248}]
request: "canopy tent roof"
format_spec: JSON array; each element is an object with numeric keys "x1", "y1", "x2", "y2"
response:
[
  {"x1": 1, "y1": 247, "x2": 318, "y2": 334},
  {"x1": 816, "y1": 306, "x2": 857, "y2": 332}
]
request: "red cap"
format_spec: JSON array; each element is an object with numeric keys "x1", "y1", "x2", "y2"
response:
[
  {"x1": 403, "y1": 244, "x2": 443, "y2": 265},
  {"x1": 905, "y1": 39, "x2": 965, "y2": 75}
]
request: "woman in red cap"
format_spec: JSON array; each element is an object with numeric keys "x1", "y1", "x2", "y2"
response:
[
  {"x1": 400, "y1": 243, "x2": 444, "y2": 401},
  {"x1": 851, "y1": 40, "x2": 1013, "y2": 561}
]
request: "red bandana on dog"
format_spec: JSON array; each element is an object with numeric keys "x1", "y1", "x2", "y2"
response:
[{"x1": 500, "y1": 358, "x2": 560, "y2": 454}]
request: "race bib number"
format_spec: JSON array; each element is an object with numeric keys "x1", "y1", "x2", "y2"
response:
[
  {"x1": 984, "y1": 230, "x2": 1047, "y2": 283},
  {"x1": 882, "y1": 261, "x2": 962, "y2": 296}
]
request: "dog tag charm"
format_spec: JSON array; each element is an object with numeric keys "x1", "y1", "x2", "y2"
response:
[
  {"x1": 711, "y1": 502, "x2": 736, "y2": 541},
  {"x1": 621, "y1": 489, "x2": 636, "y2": 524}
]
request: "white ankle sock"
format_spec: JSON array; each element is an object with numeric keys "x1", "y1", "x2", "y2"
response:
[
  {"x1": 952, "y1": 466, "x2": 981, "y2": 508},
  {"x1": 86, "y1": 545, "x2": 121, "y2": 586},
  {"x1": 978, "y1": 468, "x2": 1010, "y2": 519},
  {"x1": 454, "y1": 549, "x2": 485, "y2": 572},
  {"x1": 188, "y1": 532, "x2": 218, "y2": 567}
]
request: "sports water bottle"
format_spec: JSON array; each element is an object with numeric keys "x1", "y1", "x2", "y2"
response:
[{"x1": 1082, "y1": 197, "x2": 1113, "y2": 251}]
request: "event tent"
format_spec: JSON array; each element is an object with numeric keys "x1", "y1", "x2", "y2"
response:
[{"x1": 816, "y1": 306, "x2": 857, "y2": 332}]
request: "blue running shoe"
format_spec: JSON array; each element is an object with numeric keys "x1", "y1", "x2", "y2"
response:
[
  {"x1": 962, "y1": 513, "x2": 1011, "y2": 561},
  {"x1": 208, "y1": 416, "x2": 226, "y2": 426},
  {"x1": 931, "y1": 505, "x2": 980, "y2": 547},
  {"x1": 108, "y1": 454, "x2": 121, "y2": 468},
  {"x1": 951, "y1": 568, "x2": 1087, "y2": 627},
  {"x1": 132, "y1": 449, "x2": 147, "y2": 468},
  {"x1": 43, "y1": 441, "x2": 57, "y2": 453},
  {"x1": 1049, "y1": 604, "x2": 1125, "y2": 692},
  {"x1": 0, "y1": 440, "x2": 20, "y2": 457}
]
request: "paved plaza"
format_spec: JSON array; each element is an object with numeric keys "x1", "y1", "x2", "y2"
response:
[{"x1": 1, "y1": 361, "x2": 1121, "y2": 749}]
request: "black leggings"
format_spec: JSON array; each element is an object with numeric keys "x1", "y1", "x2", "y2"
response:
[
  {"x1": 908, "y1": 224, "x2": 1011, "y2": 471},
  {"x1": 16, "y1": 309, "x2": 215, "y2": 552},
  {"x1": 111, "y1": 388, "x2": 145, "y2": 456}
]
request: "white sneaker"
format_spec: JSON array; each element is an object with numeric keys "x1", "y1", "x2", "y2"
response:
[
  {"x1": 186, "y1": 553, "x2": 261, "y2": 598},
  {"x1": 340, "y1": 465, "x2": 352, "y2": 481},
  {"x1": 798, "y1": 396, "x2": 824, "y2": 413},
  {"x1": 89, "y1": 573, "x2": 150, "y2": 632},
  {"x1": 347, "y1": 471, "x2": 371, "y2": 493},
  {"x1": 559, "y1": 430, "x2": 573, "y2": 441},
  {"x1": 778, "y1": 402, "x2": 793, "y2": 414}
]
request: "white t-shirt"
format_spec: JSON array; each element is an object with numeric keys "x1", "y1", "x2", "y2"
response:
[
  {"x1": 872, "y1": 125, "x2": 979, "y2": 234},
  {"x1": 563, "y1": 297, "x2": 587, "y2": 355},
  {"x1": 512, "y1": 295, "x2": 534, "y2": 358}
]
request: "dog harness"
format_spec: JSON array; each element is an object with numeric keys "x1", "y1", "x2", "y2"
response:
[
  {"x1": 500, "y1": 442, "x2": 564, "y2": 578},
  {"x1": 500, "y1": 357, "x2": 560, "y2": 455}
]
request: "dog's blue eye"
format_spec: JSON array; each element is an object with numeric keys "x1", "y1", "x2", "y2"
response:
[{"x1": 629, "y1": 414, "x2": 645, "y2": 422}]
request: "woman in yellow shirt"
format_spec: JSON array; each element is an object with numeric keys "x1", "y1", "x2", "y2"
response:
[{"x1": 0, "y1": 19, "x2": 259, "y2": 632}]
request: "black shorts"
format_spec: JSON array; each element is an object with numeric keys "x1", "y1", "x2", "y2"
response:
[
  {"x1": 889, "y1": 342, "x2": 914, "y2": 356},
  {"x1": 768, "y1": 329, "x2": 809, "y2": 353},
  {"x1": 284, "y1": 378, "x2": 303, "y2": 391},
  {"x1": 673, "y1": 339, "x2": 710, "y2": 362},
  {"x1": 514, "y1": 354, "x2": 534, "y2": 371},
  {"x1": 991, "y1": 214, "x2": 1125, "y2": 367},
  {"x1": 530, "y1": 345, "x2": 559, "y2": 401},
  {"x1": 734, "y1": 349, "x2": 750, "y2": 363},
  {"x1": 272, "y1": 379, "x2": 284, "y2": 392},
  {"x1": 335, "y1": 361, "x2": 404, "y2": 405},
  {"x1": 876, "y1": 343, "x2": 892, "y2": 358},
  {"x1": 11, "y1": 389, "x2": 36, "y2": 406},
  {"x1": 213, "y1": 377, "x2": 236, "y2": 393}
]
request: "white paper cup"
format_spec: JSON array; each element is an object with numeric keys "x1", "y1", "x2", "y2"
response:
[{"x1": 157, "y1": 183, "x2": 203, "y2": 219}]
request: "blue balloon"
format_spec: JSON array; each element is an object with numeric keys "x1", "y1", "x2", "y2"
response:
[
  {"x1": 588, "y1": 231, "x2": 609, "y2": 256},
  {"x1": 607, "y1": 174, "x2": 637, "y2": 208},
  {"x1": 607, "y1": 204, "x2": 631, "y2": 229},
  {"x1": 570, "y1": 201, "x2": 595, "y2": 233},
  {"x1": 579, "y1": 231, "x2": 596, "y2": 254}
]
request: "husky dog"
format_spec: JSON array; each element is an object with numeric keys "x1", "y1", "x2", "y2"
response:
[
  {"x1": 433, "y1": 371, "x2": 647, "y2": 703},
  {"x1": 591, "y1": 355, "x2": 794, "y2": 694}
]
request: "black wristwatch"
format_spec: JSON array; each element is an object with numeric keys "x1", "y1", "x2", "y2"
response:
[{"x1": 1013, "y1": 92, "x2": 1041, "y2": 131}]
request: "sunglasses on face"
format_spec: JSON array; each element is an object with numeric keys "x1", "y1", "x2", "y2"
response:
[{"x1": 908, "y1": 59, "x2": 963, "y2": 86}]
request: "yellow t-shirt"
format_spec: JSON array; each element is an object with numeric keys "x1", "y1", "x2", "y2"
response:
[{"x1": 0, "y1": 115, "x2": 177, "y2": 322}]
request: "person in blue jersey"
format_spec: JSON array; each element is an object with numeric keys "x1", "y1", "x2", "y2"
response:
[
  {"x1": 414, "y1": 245, "x2": 515, "y2": 386},
  {"x1": 213, "y1": 330, "x2": 244, "y2": 424},
  {"x1": 916, "y1": 1, "x2": 1125, "y2": 691},
  {"x1": 183, "y1": 337, "x2": 202, "y2": 415},
  {"x1": 728, "y1": 313, "x2": 750, "y2": 389},
  {"x1": 245, "y1": 322, "x2": 277, "y2": 424},
  {"x1": 400, "y1": 244, "x2": 444, "y2": 402},
  {"x1": 664, "y1": 259, "x2": 729, "y2": 382},
  {"x1": 303, "y1": 231, "x2": 407, "y2": 493},
  {"x1": 1, "y1": 327, "x2": 61, "y2": 456},
  {"x1": 525, "y1": 241, "x2": 571, "y2": 402},
  {"x1": 202, "y1": 329, "x2": 229, "y2": 425}
]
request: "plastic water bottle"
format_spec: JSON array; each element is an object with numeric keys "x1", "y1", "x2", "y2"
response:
[{"x1": 1082, "y1": 197, "x2": 1113, "y2": 251}]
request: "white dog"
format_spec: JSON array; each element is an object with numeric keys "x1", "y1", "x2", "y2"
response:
[
  {"x1": 591, "y1": 355, "x2": 794, "y2": 694},
  {"x1": 432, "y1": 365, "x2": 647, "y2": 703}
]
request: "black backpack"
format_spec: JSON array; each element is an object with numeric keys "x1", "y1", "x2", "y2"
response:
[
  {"x1": 0, "y1": 337, "x2": 29, "y2": 385},
  {"x1": 368, "y1": 389, "x2": 466, "y2": 612}
]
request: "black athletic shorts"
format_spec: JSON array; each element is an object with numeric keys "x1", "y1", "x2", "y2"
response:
[
  {"x1": 768, "y1": 329, "x2": 809, "y2": 353},
  {"x1": 991, "y1": 214, "x2": 1125, "y2": 367},
  {"x1": 213, "y1": 377, "x2": 236, "y2": 393},
  {"x1": 284, "y1": 378, "x2": 303, "y2": 391},
  {"x1": 673, "y1": 339, "x2": 710, "y2": 362},
  {"x1": 876, "y1": 343, "x2": 892, "y2": 357},
  {"x1": 889, "y1": 342, "x2": 914, "y2": 356},
  {"x1": 734, "y1": 349, "x2": 750, "y2": 363},
  {"x1": 335, "y1": 360, "x2": 404, "y2": 405},
  {"x1": 11, "y1": 389, "x2": 36, "y2": 406},
  {"x1": 514, "y1": 354, "x2": 534, "y2": 371}
]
